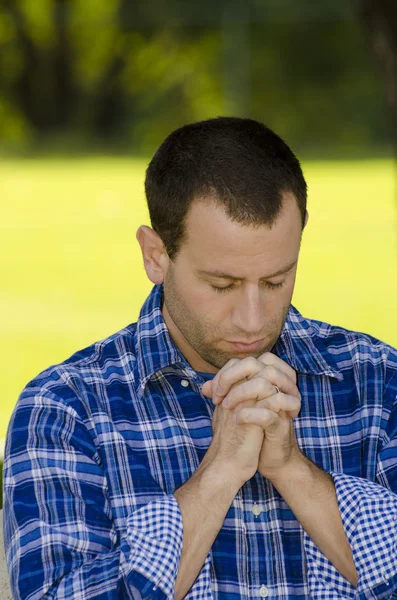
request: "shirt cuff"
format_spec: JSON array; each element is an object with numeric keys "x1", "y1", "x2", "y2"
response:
[
  {"x1": 119, "y1": 494, "x2": 183, "y2": 598},
  {"x1": 305, "y1": 472, "x2": 397, "y2": 598}
]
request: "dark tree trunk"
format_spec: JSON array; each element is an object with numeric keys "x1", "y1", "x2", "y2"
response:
[
  {"x1": 358, "y1": 0, "x2": 397, "y2": 152},
  {"x1": 52, "y1": 0, "x2": 76, "y2": 129},
  {"x1": 4, "y1": 1, "x2": 42, "y2": 129},
  {"x1": 90, "y1": 0, "x2": 132, "y2": 141},
  {"x1": 91, "y1": 55, "x2": 127, "y2": 140},
  {"x1": 4, "y1": 0, "x2": 75, "y2": 133}
]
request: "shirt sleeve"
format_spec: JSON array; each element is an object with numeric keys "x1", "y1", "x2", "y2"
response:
[
  {"x1": 3, "y1": 388, "x2": 212, "y2": 600},
  {"x1": 304, "y1": 472, "x2": 397, "y2": 599},
  {"x1": 304, "y1": 368, "x2": 397, "y2": 599},
  {"x1": 123, "y1": 499, "x2": 213, "y2": 599}
]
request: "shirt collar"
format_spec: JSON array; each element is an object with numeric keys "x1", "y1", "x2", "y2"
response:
[
  {"x1": 273, "y1": 305, "x2": 343, "y2": 381},
  {"x1": 134, "y1": 285, "x2": 196, "y2": 399},
  {"x1": 134, "y1": 286, "x2": 343, "y2": 398}
]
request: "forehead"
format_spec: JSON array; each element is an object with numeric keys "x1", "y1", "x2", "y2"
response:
[{"x1": 180, "y1": 195, "x2": 302, "y2": 275}]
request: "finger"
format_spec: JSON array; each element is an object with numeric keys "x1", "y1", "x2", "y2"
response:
[
  {"x1": 234, "y1": 406, "x2": 280, "y2": 429},
  {"x1": 223, "y1": 378, "x2": 300, "y2": 417},
  {"x1": 257, "y1": 352, "x2": 297, "y2": 384},
  {"x1": 221, "y1": 376, "x2": 277, "y2": 409},
  {"x1": 211, "y1": 357, "x2": 263, "y2": 405},
  {"x1": 257, "y1": 392, "x2": 301, "y2": 418},
  {"x1": 201, "y1": 380, "x2": 213, "y2": 397},
  {"x1": 260, "y1": 365, "x2": 300, "y2": 399},
  {"x1": 221, "y1": 366, "x2": 299, "y2": 409},
  {"x1": 203, "y1": 359, "x2": 239, "y2": 402}
]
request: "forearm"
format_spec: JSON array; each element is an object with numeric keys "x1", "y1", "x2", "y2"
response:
[
  {"x1": 266, "y1": 454, "x2": 358, "y2": 588},
  {"x1": 173, "y1": 456, "x2": 242, "y2": 600}
]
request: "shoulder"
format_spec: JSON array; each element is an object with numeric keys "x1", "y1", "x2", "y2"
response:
[
  {"x1": 298, "y1": 311, "x2": 397, "y2": 394},
  {"x1": 15, "y1": 322, "x2": 139, "y2": 420},
  {"x1": 308, "y1": 316, "x2": 396, "y2": 362}
]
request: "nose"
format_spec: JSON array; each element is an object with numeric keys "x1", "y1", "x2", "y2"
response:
[{"x1": 231, "y1": 284, "x2": 266, "y2": 335}]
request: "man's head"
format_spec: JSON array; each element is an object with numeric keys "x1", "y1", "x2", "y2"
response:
[{"x1": 137, "y1": 117, "x2": 308, "y2": 372}]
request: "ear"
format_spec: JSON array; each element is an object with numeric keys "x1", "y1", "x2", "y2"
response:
[
  {"x1": 303, "y1": 210, "x2": 309, "y2": 229},
  {"x1": 136, "y1": 226, "x2": 169, "y2": 284}
]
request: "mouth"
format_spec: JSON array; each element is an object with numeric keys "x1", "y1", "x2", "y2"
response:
[{"x1": 228, "y1": 339, "x2": 265, "y2": 352}]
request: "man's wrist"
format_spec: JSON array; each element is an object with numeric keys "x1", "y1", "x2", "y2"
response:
[
  {"x1": 198, "y1": 452, "x2": 247, "y2": 494},
  {"x1": 260, "y1": 450, "x2": 318, "y2": 489}
]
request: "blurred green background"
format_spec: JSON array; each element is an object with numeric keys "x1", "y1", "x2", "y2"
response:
[{"x1": 1, "y1": 0, "x2": 397, "y2": 457}]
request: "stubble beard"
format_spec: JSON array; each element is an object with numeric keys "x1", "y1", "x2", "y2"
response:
[{"x1": 163, "y1": 272, "x2": 291, "y2": 371}]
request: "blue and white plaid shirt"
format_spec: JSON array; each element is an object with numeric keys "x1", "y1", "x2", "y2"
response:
[{"x1": 4, "y1": 284, "x2": 397, "y2": 600}]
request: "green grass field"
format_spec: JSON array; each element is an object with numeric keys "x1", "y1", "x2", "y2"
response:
[{"x1": 1, "y1": 156, "x2": 397, "y2": 444}]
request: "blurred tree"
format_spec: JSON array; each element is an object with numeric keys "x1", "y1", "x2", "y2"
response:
[
  {"x1": 358, "y1": 0, "x2": 397, "y2": 151},
  {"x1": 0, "y1": 0, "x2": 392, "y2": 155},
  {"x1": 1, "y1": 0, "x2": 76, "y2": 132}
]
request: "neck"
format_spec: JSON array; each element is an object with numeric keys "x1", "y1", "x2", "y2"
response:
[{"x1": 162, "y1": 303, "x2": 217, "y2": 373}]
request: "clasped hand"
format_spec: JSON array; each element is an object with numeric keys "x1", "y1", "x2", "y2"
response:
[{"x1": 201, "y1": 354, "x2": 302, "y2": 482}]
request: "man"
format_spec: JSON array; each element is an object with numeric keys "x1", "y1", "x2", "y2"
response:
[{"x1": 4, "y1": 117, "x2": 397, "y2": 600}]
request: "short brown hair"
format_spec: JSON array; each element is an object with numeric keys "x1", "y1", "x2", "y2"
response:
[{"x1": 145, "y1": 116, "x2": 307, "y2": 259}]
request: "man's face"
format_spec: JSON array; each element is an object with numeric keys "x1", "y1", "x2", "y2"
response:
[{"x1": 162, "y1": 193, "x2": 304, "y2": 373}]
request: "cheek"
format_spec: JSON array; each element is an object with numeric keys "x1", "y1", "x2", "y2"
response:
[
  {"x1": 181, "y1": 283, "x2": 208, "y2": 308},
  {"x1": 275, "y1": 282, "x2": 296, "y2": 315},
  {"x1": 282, "y1": 278, "x2": 295, "y2": 298},
  {"x1": 262, "y1": 283, "x2": 295, "y2": 318},
  {"x1": 278, "y1": 271, "x2": 297, "y2": 300},
  {"x1": 190, "y1": 287, "x2": 232, "y2": 324}
]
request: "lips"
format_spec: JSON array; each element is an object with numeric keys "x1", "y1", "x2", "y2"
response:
[{"x1": 229, "y1": 339, "x2": 264, "y2": 352}]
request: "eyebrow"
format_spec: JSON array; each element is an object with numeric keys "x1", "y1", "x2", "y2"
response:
[{"x1": 196, "y1": 260, "x2": 298, "y2": 281}]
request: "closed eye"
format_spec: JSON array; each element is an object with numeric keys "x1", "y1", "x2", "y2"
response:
[
  {"x1": 211, "y1": 284, "x2": 237, "y2": 293},
  {"x1": 211, "y1": 280, "x2": 285, "y2": 293}
]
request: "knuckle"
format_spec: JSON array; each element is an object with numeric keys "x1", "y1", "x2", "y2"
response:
[
  {"x1": 255, "y1": 377, "x2": 268, "y2": 396},
  {"x1": 233, "y1": 408, "x2": 244, "y2": 424},
  {"x1": 218, "y1": 370, "x2": 233, "y2": 388},
  {"x1": 217, "y1": 359, "x2": 243, "y2": 389},
  {"x1": 265, "y1": 409, "x2": 279, "y2": 425},
  {"x1": 229, "y1": 359, "x2": 241, "y2": 370},
  {"x1": 217, "y1": 372, "x2": 227, "y2": 387},
  {"x1": 219, "y1": 360, "x2": 237, "y2": 379},
  {"x1": 243, "y1": 356, "x2": 259, "y2": 371},
  {"x1": 226, "y1": 358, "x2": 239, "y2": 367},
  {"x1": 264, "y1": 365, "x2": 277, "y2": 380},
  {"x1": 224, "y1": 391, "x2": 238, "y2": 407},
  {"x1": 287, "y1": 370, "x2": 297, "y2": 384},
  {"x1": 238, "y1": 408, "x2": 248, "y2": 423},
  {"x1": 258, "y1": 351, "x2": 272, "y2": 363},
  {"x1": 268, "y1": 396, "x2": 281, "y2": 412}
]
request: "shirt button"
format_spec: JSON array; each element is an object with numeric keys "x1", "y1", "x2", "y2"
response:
[
  {"x1": 181, "y1": 380, "x2": 189, "y2": 387},
  {"x1": 259, "y1": 585, "x2": 269, "y2": 597},
  {"x1": 252, "y1": 503, "x2": 262, "y2": 517}
]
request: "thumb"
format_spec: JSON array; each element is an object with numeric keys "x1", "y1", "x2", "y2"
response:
[{"x1": 201, "y1": 380, "x2": 214, "y2": 398}]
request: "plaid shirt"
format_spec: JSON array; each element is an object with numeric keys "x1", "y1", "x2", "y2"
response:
[{"x1": 4, "y1": 284, "x2": 397, "y2": 600}]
